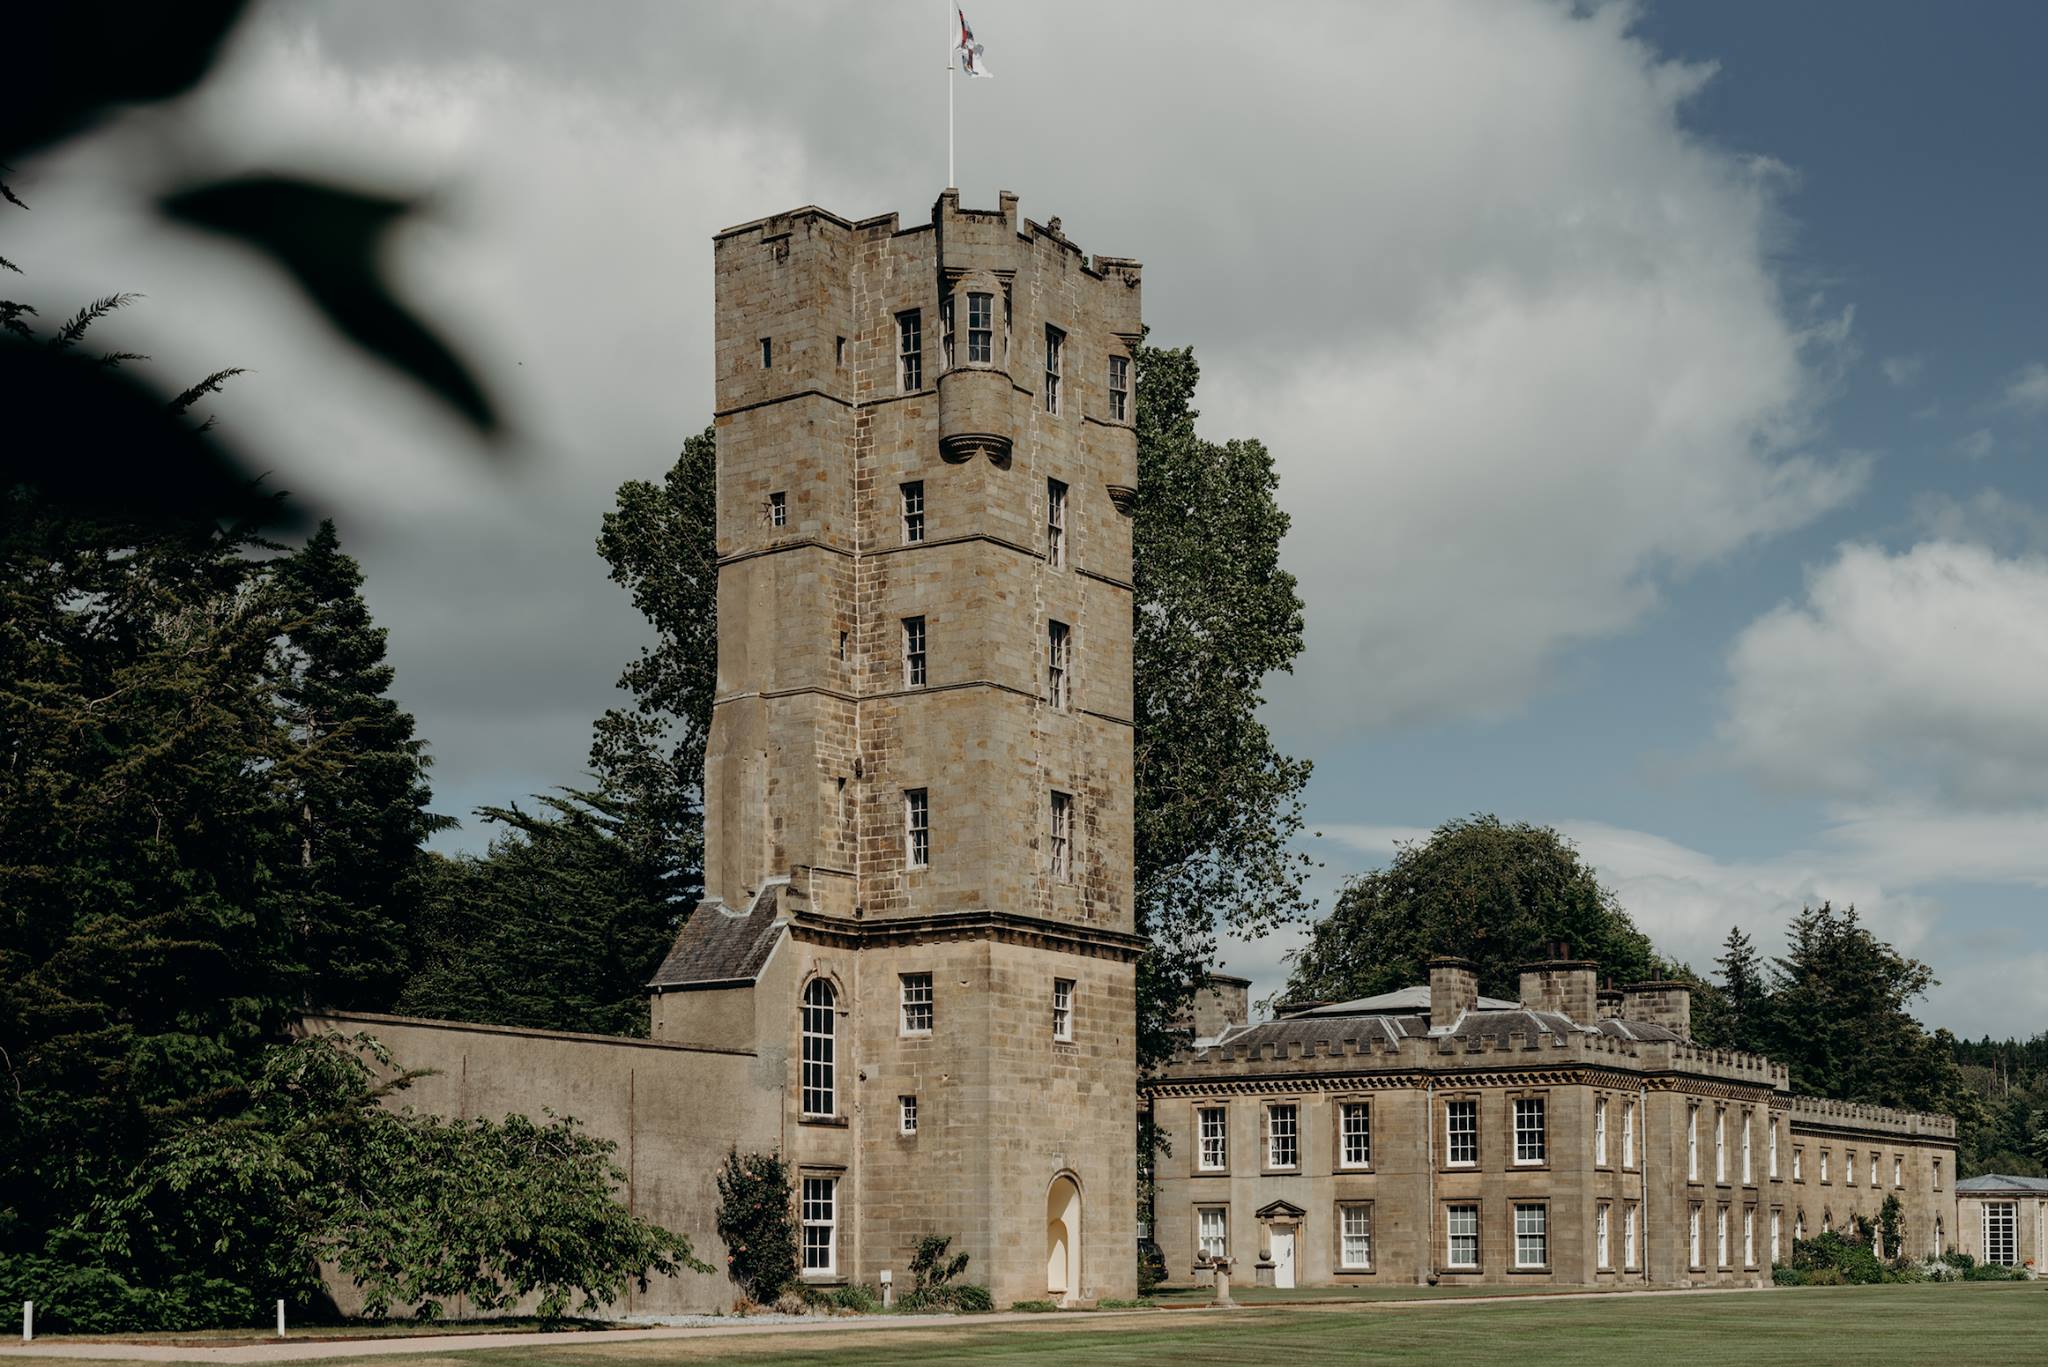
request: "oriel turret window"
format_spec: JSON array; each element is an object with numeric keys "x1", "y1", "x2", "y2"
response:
[
  {"x1": 1109, "y1": 353, "x2": 1129, "y2": 421},
  {"x1": 968, "y1": 292, "x2": 994, "y2": 363}
]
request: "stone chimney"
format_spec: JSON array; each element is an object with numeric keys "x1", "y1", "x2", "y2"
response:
[
  {"x1": 1429, "y1": 957, "x2": 1479, "y2": 1031},
  {"x1": 1519, "y1": 958, "x2": 1599, "y2": 1024},
  {"x1": 1622, "y1": 980, "x2": 1694, "y2": 1041},
  {"x1": 1596, "y1": 987, "x2": 1624, "y2": 1020},
  {"x1": 1190, "y1": 974, "x2": 1250, "y2": 1040}
]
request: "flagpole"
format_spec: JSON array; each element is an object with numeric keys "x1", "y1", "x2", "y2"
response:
[{"x1": 946, "y1": 3, "x2": 955, "y2": 188}]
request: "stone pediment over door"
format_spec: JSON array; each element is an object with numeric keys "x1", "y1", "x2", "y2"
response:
[{"x1": 1255, "y1": 1199, "x2": 1306, "y2": 1223}]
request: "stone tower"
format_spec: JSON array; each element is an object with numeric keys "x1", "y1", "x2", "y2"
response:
[{"x1": 649, "y1": 191, "x2": 1143, "y2": 1306}]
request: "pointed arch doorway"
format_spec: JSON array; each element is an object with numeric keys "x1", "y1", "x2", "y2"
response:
[{"x1": 1046, "y1": 1173, "x2": 1083, "y2": 1305}]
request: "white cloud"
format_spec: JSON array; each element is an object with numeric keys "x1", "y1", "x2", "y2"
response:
[
  {"x1": 1720, "y1": 541, "x2": 2048, "y2": 806},
  {"x1": 2002, "y1": 361, "x2": 2048, "y2": 415},
  {"x1": 1950, "y1": 428, "x2": 1996, "y2": 461},
  {"x1": 1880, "y1": 355, "x2": 1923, "y2": 387},
  {"x1": 1910, "y1": 489, "x2": 2048, "y2": 555},
  {"x1": 6, "y1": 1, "x2": 1867, "y2": 820}
]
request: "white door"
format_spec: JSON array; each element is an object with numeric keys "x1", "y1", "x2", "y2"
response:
[{"x1": 1272, "y1": 1228, "x2": 1296, "y2": 1289}]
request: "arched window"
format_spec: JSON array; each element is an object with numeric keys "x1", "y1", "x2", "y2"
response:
[{"x1": 801, "y1": 979, "x2": 836, "y2": 1117}]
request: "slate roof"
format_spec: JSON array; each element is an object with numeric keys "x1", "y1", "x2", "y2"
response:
[
  {"x1": 1191, "y1": 985, "x2": 1680, "y2": 1058},
  {"x1": 1292, "y1": 986, "x2": 1519, "y2": 1016},
  {"x1": 647, "y1": 880, "x2": 788, "y2": 989},
  {"x1": 1956, "y1": 1173, "x2": 2048, "y2": 1194}
]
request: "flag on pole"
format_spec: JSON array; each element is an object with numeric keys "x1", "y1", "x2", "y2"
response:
[{"x1": 955, "y1": 8, "x2": 993, "y2": 77}]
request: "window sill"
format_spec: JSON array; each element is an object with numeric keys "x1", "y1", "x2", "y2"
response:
[
  {"x1": 1260, "y1": 1167, "x2": 1303, "y2": 1178},
  {"x1": 800, "y1": 1273, "x2": 847, "y2": 1287},
  {"x1": 799, "y1": 1115, "x2": 849, "y2": 1129},
  {"x1": 1334, "y1": 1266, "x2": 1376, "y2": 1277},
  {"x1": 1506, "y1": 1265, "x2": 1553, "y2": 1276},
  {"x1": 1333, "y1": 1166, "x2": 1373, "y2": 1175},
  {"x1": 1194, "y1": 1169, "x2": 1231, "y2": 1178}
]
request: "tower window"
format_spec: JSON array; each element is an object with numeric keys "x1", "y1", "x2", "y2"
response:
[
  {"x1": 768, "y1": 491, "x2": 787, "y2": 527},
  {"x1": 901, "y1": 480, "x2": 925, "y2": 543},
  {"x1": 1047, "y1": 620, "x2": 1069, "y2": 709},
  {"x1": 801, "y1": 1175, "x2": 837, "y2": 1273},
  {"x1": 760, "y1": 337, "x2": 772, "y2": 368},
  {"x1": 1052, "y1": 977, "x2": 1074, "y2": 1041},
  {"x1": 800, "y1": 978, "x2": 835, "y2": 1117},
  {"x1": 1046, "y1": 478, "x2": 1067, "y2": 567},
  {"x1": 940, "y1": 296, "x2": 955, "y2": 371},
  {"x1": 1043, "y1": 324, "x2": 1063, "y2": 413},
  {"x1": 903, "y1": 616, "x2": 927, "y2": 688},
  {"x1": 968, "y1": 292, "x2": 993, "y2": 364},
  {"x1": 905, "y1": 788, "x2": 929, "y2": 868},
  {"x1": 900, "y1": 1095, "x2": 918, "y2": 1135},
  {"x1": 900, "y1": 972, "x2": 934, "y2": 1034},
  {"x1": 898, "y1": 310, "x2": 923, "y2": 391},
  {"x1": 1049, "y1": 790, "x2": 1072, "y2": 881},
  {"x1": 835, "y1": 335, "x2": 846, "y2": 366},
  {"x1": 1109, "y1": 353, "x2": 1129, "y2": 421}
]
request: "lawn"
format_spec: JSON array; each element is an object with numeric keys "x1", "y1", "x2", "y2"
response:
[{"x1": 257, "y1": 1283, "x2": 2041, "y2": 1367}]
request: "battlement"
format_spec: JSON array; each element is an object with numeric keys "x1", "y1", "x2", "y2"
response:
[{"x1": 1783, "y1": 1093, "x2": 1956, "y2": 1141}]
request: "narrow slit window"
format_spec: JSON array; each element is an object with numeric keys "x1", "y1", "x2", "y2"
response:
[
  {"x1": 1108, "y1": 353, "x2": 1130, "y2": 421},
  {"x1": 898, "y1": 309, "x2": 923, "y2": 391},
  {"x1": 1043, "y1": 324, "x2": 1063, "y2": 413},
  {"x1": 903, "y1": 615, "x2": 927, "y2": 688},
  {"x1": 901, "y1": 480, "x2": 925, "y2": 543},
  {"x1": 905, "y1": 788, "x2": 929, "y2": 868},
  {"x1": 1049, "y1": 790, "x2": 1073, "y2": 881},
  {"x1": 1046, "y1": 478, "x2": 1067, "y2": 567},
  {"x1": 940, "y1": 295, "x2": 955, "y2": 371},
  {"x1": 1052, "y1": 977, "x2": 1074, "y2": 1041},
  {"x1": 835, "y1": 335, "x2": 846, "y2": 366},
  {"x1": 1047, "y1": 620, "x2": 1070, "y2": 709},
  {"x1": 760, "y1": 337, "x2": 772, "y2": 368}
]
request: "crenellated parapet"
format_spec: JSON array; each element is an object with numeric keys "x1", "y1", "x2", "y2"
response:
[{"x1": 1783, "y1": 1093, "x2": 1956, "y2": 1140}]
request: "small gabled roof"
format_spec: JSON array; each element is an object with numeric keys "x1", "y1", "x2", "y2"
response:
[{"x1": 647, "y1": 880, "x2": 788, "y2": 990}]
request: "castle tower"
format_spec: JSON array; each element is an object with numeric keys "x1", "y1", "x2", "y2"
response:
[{"x1": 650, "y1": 191, "x2": 1143, "y2": 1306}]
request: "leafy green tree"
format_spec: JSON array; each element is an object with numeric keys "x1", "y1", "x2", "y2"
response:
[
  {"x1": 397, "y1": 795, "x2": 679, "y2": 1036},
  {"x1": 1284, "y1": 814, "x2": 1661, "y2": 1004},
  {"x1": 271, "y1": 520, "x2": 451, "y2": 1009},
  {"x1": 1131, "y1": 343, "x2": 1315, "y2": 1066},
  {"x1": 589, "y1": 427, "x2": 718, "y2": 910},
  {"x1": 12, "y1": 1032, "x2": 706, "y2": 1330}
]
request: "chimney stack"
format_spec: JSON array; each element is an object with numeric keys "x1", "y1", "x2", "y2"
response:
[
  {"x1": 1187, "y1": 974, "x2": 1250, "y2": 1041},
  {"x1": 1428, "y1": 957, "x2": 1479, "y2": 1031},
  {"x1": 1519, "y1": 956, "x2": 1599, "y2": 1023},
  {"x1": 1621, "y1": 980, "x2": 1694, "y2": 1041},
  {"x1": 1596, "y1": 987, "x2": 1624, "y2": 1020}
]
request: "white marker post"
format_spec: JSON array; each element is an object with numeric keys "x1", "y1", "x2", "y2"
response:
[
  {"x1": 276, "y1": 1299, "x2": 286, "y2": 1338},
  {"x1": 22, "y1": 1301, "x2": 31, "y2": 1343}
]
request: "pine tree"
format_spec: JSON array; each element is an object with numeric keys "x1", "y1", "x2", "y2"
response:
[
  {"x1": 270, "y1": 520, "x2": 450, "y2": 1009},
  {"x1": 1715, "y1": 926, "x2": 1770, "y2": 1054}
]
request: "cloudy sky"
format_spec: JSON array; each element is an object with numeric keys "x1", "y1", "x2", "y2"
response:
[{"x1": 15, "y1": 2, "x2": 2047, "y2": 1035}]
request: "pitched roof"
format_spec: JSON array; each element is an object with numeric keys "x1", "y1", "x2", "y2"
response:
[
  {"x1": 1956, "y1": 1173, "x2": 2048, "y2": 1194},
  {"x1": 647, "y1": 880, "x2": 788, "y2": 989}
]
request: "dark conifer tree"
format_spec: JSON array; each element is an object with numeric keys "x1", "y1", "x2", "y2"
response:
[{"x1": 270, "y1": 520, "x2": 450, "y2": 1009}]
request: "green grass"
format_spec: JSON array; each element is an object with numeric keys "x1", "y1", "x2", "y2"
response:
[{"x1": 236, "y1": 1282, "x2": 2042, "y2": 1367}]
